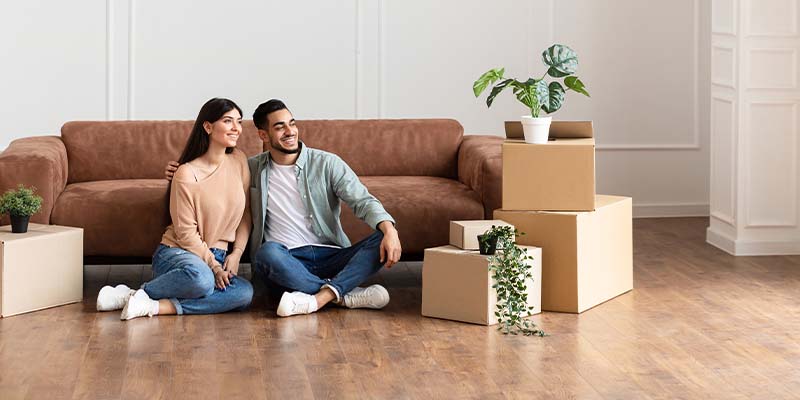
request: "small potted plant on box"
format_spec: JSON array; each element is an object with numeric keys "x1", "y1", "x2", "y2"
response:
[
  {"x1": 0, "y1": 185, "x2": 43, "y2": 233},
  {"x1": 484, "y1": 226, "x2": 545, "y2": 336},
  {"x1": 478, "y1": 225, "x2": 514, "y2": 255},
  {"x1": 473, "y1": 44, "x2": 590, "y2": 144}
]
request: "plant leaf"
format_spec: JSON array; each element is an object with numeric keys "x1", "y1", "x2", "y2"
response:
[
  {"x1": 486, "y1": 78, "x2": 514, "y2": 107},
  {"x1": 473, "y1": 68, "x2": 505, "y2": 97},
  {"x1": 542, "y1": 44, "x2": 578, "y2": 77},
  {"x1": 542, "y1": 81, "x2": 565, "y2": 114},
  {"x1": 564, "y1": 76, "x2": 590, "y2": 97}
]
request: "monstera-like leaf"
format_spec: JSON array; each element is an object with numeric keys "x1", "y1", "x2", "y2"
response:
[
  {"x1": 473, "y1": 68, "x2": 505, "y2": 97},
  {"x1": 543, "y1": 44, "x2": 578, "y2": 78},
  {"x1": 565, "y1": 76, "x2": 590, "y2": 97},
  {"x1": 542, "y1": 82, "x2": 565, "y2": 114},
  {"x1": 486, "y1": 78, "x2": 514, "y2": 107}
]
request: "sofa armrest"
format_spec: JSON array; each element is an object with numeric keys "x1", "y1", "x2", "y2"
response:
[
  {"x1": 0, "y1": 136, "x2": 68, "y2": 225},
  {"x1": 458, "y1": 135, "x2": 503, "y2": 219}
]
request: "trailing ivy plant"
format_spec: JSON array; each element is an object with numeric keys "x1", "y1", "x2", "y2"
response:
[
  {"x1": 473, "y1": 43, "x2": 590, "y2": 118},
  {"x1": 485, "y1": 226, "x2": 546, "y2": 337}
]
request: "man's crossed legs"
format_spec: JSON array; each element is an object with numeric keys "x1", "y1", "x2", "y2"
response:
[{"x1": 253, "y1": 230, "x2": 390, "y2": 317}]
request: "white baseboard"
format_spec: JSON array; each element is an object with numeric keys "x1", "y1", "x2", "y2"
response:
[
  {"x1": 633, "y1": 203, "x2": 709, "y2": 218},
  {"x1": 706, "y1": 227, "x2": 800, "y2": 256}
]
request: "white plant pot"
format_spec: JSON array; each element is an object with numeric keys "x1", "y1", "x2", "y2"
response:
[{"x1": 521, "y1": 116, "x2": 552, "y2": 144}]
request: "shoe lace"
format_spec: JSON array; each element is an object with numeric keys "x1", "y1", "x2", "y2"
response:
[
  {"x1": 292, "y1": 300, "x2": 310, "y2": 314},
  {"x1": 347, "y1": 289, "x2": 372, "y2": 306}
]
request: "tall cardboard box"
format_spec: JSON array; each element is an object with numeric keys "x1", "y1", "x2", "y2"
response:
[
  {"x1": 502, "y1": 121, "x2": 595, "y2": 211},
  {"x1": 449, "y1": 220, "x2": 514, "y2": 250},
  {"x1": 494, "y1": 195, "x2": 632, "y2": 313},
  {"x1": 422, "y1": 245, "x2": 542, "y2": 325},
  {"x1": 1, "y1": 224, "x2": 83, "y2": 317}
]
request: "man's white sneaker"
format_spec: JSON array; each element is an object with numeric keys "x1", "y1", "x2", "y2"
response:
[
  {"x1": 342, "y1": 285, "x2": 390, "y2": 309},
  {"x1": 96, "y1": 284, "x2": 135, "y2": 311},
  {"x1": 276, "y1": 291, "x2": 318, "y2": 317},
  {"x1": 120, "y1": 289, "x2": 159, "y2": 320}
]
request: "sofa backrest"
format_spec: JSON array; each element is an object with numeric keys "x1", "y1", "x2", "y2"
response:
[
  {"x1": 61, "y1": 120, "x2": 264, "y2": 183},
  {"x1": 293, "y1": 119, "x2": 462, "y2": 178},
  {"x1": 62, "y1": 118, "x2": 463, "y2": 183}
]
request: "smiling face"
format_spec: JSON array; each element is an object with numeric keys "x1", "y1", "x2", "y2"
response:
[
  {"x1": 204, "y1": 109, "x2": 243, "y2": 149},
  {"x1": 259, "y1": 108, "x2": 299, "y2": 154}
]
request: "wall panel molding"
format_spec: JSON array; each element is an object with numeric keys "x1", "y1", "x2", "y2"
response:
[
  {"x1": 743, "y1": 101, "x2": 798, "y2": 227},
  {"x1": 747, "y1": 48, "x2": 798, "y2": 89}
]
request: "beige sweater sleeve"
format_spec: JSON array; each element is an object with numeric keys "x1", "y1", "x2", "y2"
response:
[{"x1": 169, "y1": 179, "x2": 221, "y2": 268}]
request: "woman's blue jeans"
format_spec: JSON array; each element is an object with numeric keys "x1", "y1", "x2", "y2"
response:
[{"x1": 142, "y1": 244, "x2": 253, "y2": 315}]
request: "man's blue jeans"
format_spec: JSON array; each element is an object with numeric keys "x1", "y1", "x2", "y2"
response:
[
  {"x1": 142, "y1": 244, "x2": 253, "y2": 315},
  {"x1": 253, "y1": 230, "x2": 384, "y2": 300}
]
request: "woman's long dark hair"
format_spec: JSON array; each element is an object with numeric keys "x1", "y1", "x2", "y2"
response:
[
  {"x1": 164, "y1": 98, "x2": 243, "y2": 228},
  {"x1": 178, "y1": 97, "x2": 243, "y2": 164}
]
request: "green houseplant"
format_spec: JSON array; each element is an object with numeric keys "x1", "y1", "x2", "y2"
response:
[
  {"x1": 483, "y1": 225, "x2": 545, "y2": 336},
  {"x1": 0, "y1": 185, "x2": 43, "y2": 233},
  {"x1": 473, "y1": 43, "x2": 590, "y2": 144}
]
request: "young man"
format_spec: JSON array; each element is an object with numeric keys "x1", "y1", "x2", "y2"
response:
[{"x1": 166, "y1": 99, "x2": 402, "y2": 317}]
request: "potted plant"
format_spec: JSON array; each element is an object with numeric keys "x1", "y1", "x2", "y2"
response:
[
  {"x1": 473, "y1": 44, "x2": 590, "y2": 144},
  {"x1": 485, "y1": 226, "x2": 545, "y2": 336},
  {"x1": 0, "y1": 185, "x2": 43, "y2": 233},
  {"x1": 478, "y1": 225, "x2": 514, "y2": 255}
]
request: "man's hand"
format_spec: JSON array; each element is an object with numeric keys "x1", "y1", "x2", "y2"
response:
[
  {"x1": 165, "y1": 161, "x2": 180, "y2": 181},
  {"x1": 378, "y1": 221, "x2": 402, "y2": 268}
]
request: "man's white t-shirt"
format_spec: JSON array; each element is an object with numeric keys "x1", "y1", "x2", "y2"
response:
[{"x1": 264, "y1": 163, "x2": 329, "y2": 249}]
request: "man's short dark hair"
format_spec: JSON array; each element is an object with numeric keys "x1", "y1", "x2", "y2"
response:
[{"x1": 253, "y1": 99, "x2": 290, "y2": 130}]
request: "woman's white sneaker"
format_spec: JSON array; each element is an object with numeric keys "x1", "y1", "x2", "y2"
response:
[
  {"x1": 342, "y1": 285, "x2": 390, "y2": 309},
  {"x1": 120, "y1": 289, "x2": 159, "y2": 320},
  {"x1": 96, "y1": 284, "x2": 135, "y2": 311}
]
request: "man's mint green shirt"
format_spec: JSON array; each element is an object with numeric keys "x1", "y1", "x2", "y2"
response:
[{"x1": 247, "y1": 142, "x2": 394, "y2": 261}]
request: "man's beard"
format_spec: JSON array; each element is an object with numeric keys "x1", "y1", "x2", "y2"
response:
[{"x1": 270, "y1": 137, "x2": 300, "y2": 154}]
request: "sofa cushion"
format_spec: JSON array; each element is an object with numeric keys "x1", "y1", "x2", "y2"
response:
[
  {"x1": 51, "y1": 179, "x2": 170, "y2": 257},
  {"x1": 61, "y1": 121, "x2": 263, "y2": 183},
  {"x1": 295, "y1": 119, "x2": 463, "y2": 178},
  {"x1": 339, "y1": 176, "x2": 484, "y2": 254}
]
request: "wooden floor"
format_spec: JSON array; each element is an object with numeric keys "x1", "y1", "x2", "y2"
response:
[{"x1": 1, "y1": 218, "x2": 800, "y2": 399}]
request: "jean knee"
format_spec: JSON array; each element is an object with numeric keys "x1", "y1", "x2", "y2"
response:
[
  {"x1": 233, "y1": 278, "x2": 254, "y2": 309},
  {"x1": 255, "y1": 242, "x2": 286, "y2": 265},
  {"x1": 255, "y1": 242, "x2": 291, "y2": 273},
  {"x1": 183, "y1": 265, "x2": 215, "y2": 298}
]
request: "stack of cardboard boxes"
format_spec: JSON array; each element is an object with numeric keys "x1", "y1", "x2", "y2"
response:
[
  {"x1": 495, "y1": 121, "x2": 633, "y2": 313},
  {"x1": 421, "y1": 121, "x2": 633, "y2": 323}
]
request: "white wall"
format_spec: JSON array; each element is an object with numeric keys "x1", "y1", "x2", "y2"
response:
[{"x1": 0, "y1": 0, "x2": 710, "y2": 218}]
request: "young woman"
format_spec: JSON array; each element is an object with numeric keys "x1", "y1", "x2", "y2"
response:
[{"x1": 96, "y1": 98, "x2": 254, "y2": 320}]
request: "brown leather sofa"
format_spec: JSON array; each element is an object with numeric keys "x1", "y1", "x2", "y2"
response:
[{"x1": 0, "y1": 119, "x2": 502, "y2": 261}]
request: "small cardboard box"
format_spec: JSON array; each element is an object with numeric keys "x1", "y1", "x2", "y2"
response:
[
  {"x1": 1, "y1": 224, "x2": 84, "y2": 317},
  {"x1": 449, "y1": 220, "x2": 514, "y2": 250},
  {"x1": 502, "y1": 121, "x2": 595, "y2": 211},
  {"x1": 494, "y1": 195, "x2": 632, "y2": 313},
  {"x1": 422, "y1": 245, "x2": 542, "y2": 325}
]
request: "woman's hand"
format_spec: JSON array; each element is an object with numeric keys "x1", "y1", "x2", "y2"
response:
[
  {"x1": 223, "y1": 249, "x2": 243, "y2": 276},
  {"x1": 213, "y1": 265, "x2": 230, "y2": 290}
]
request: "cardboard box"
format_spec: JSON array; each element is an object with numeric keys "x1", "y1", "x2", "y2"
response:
[
  {"x1": 1, "y1": 224, "x2": 83, "y2": 317},
  {"x1": 449, "y1": 220, "x2": 514, "y2": 250},
  {"x1": 503, "y1": 137, "x2": 596, "y2": 211},
  {"x1": 494, "y1": 195, "x2": 632, "y2": 313},
  {"x1": 422, "y1": 245, "x2": 542, "y2": 325}
]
